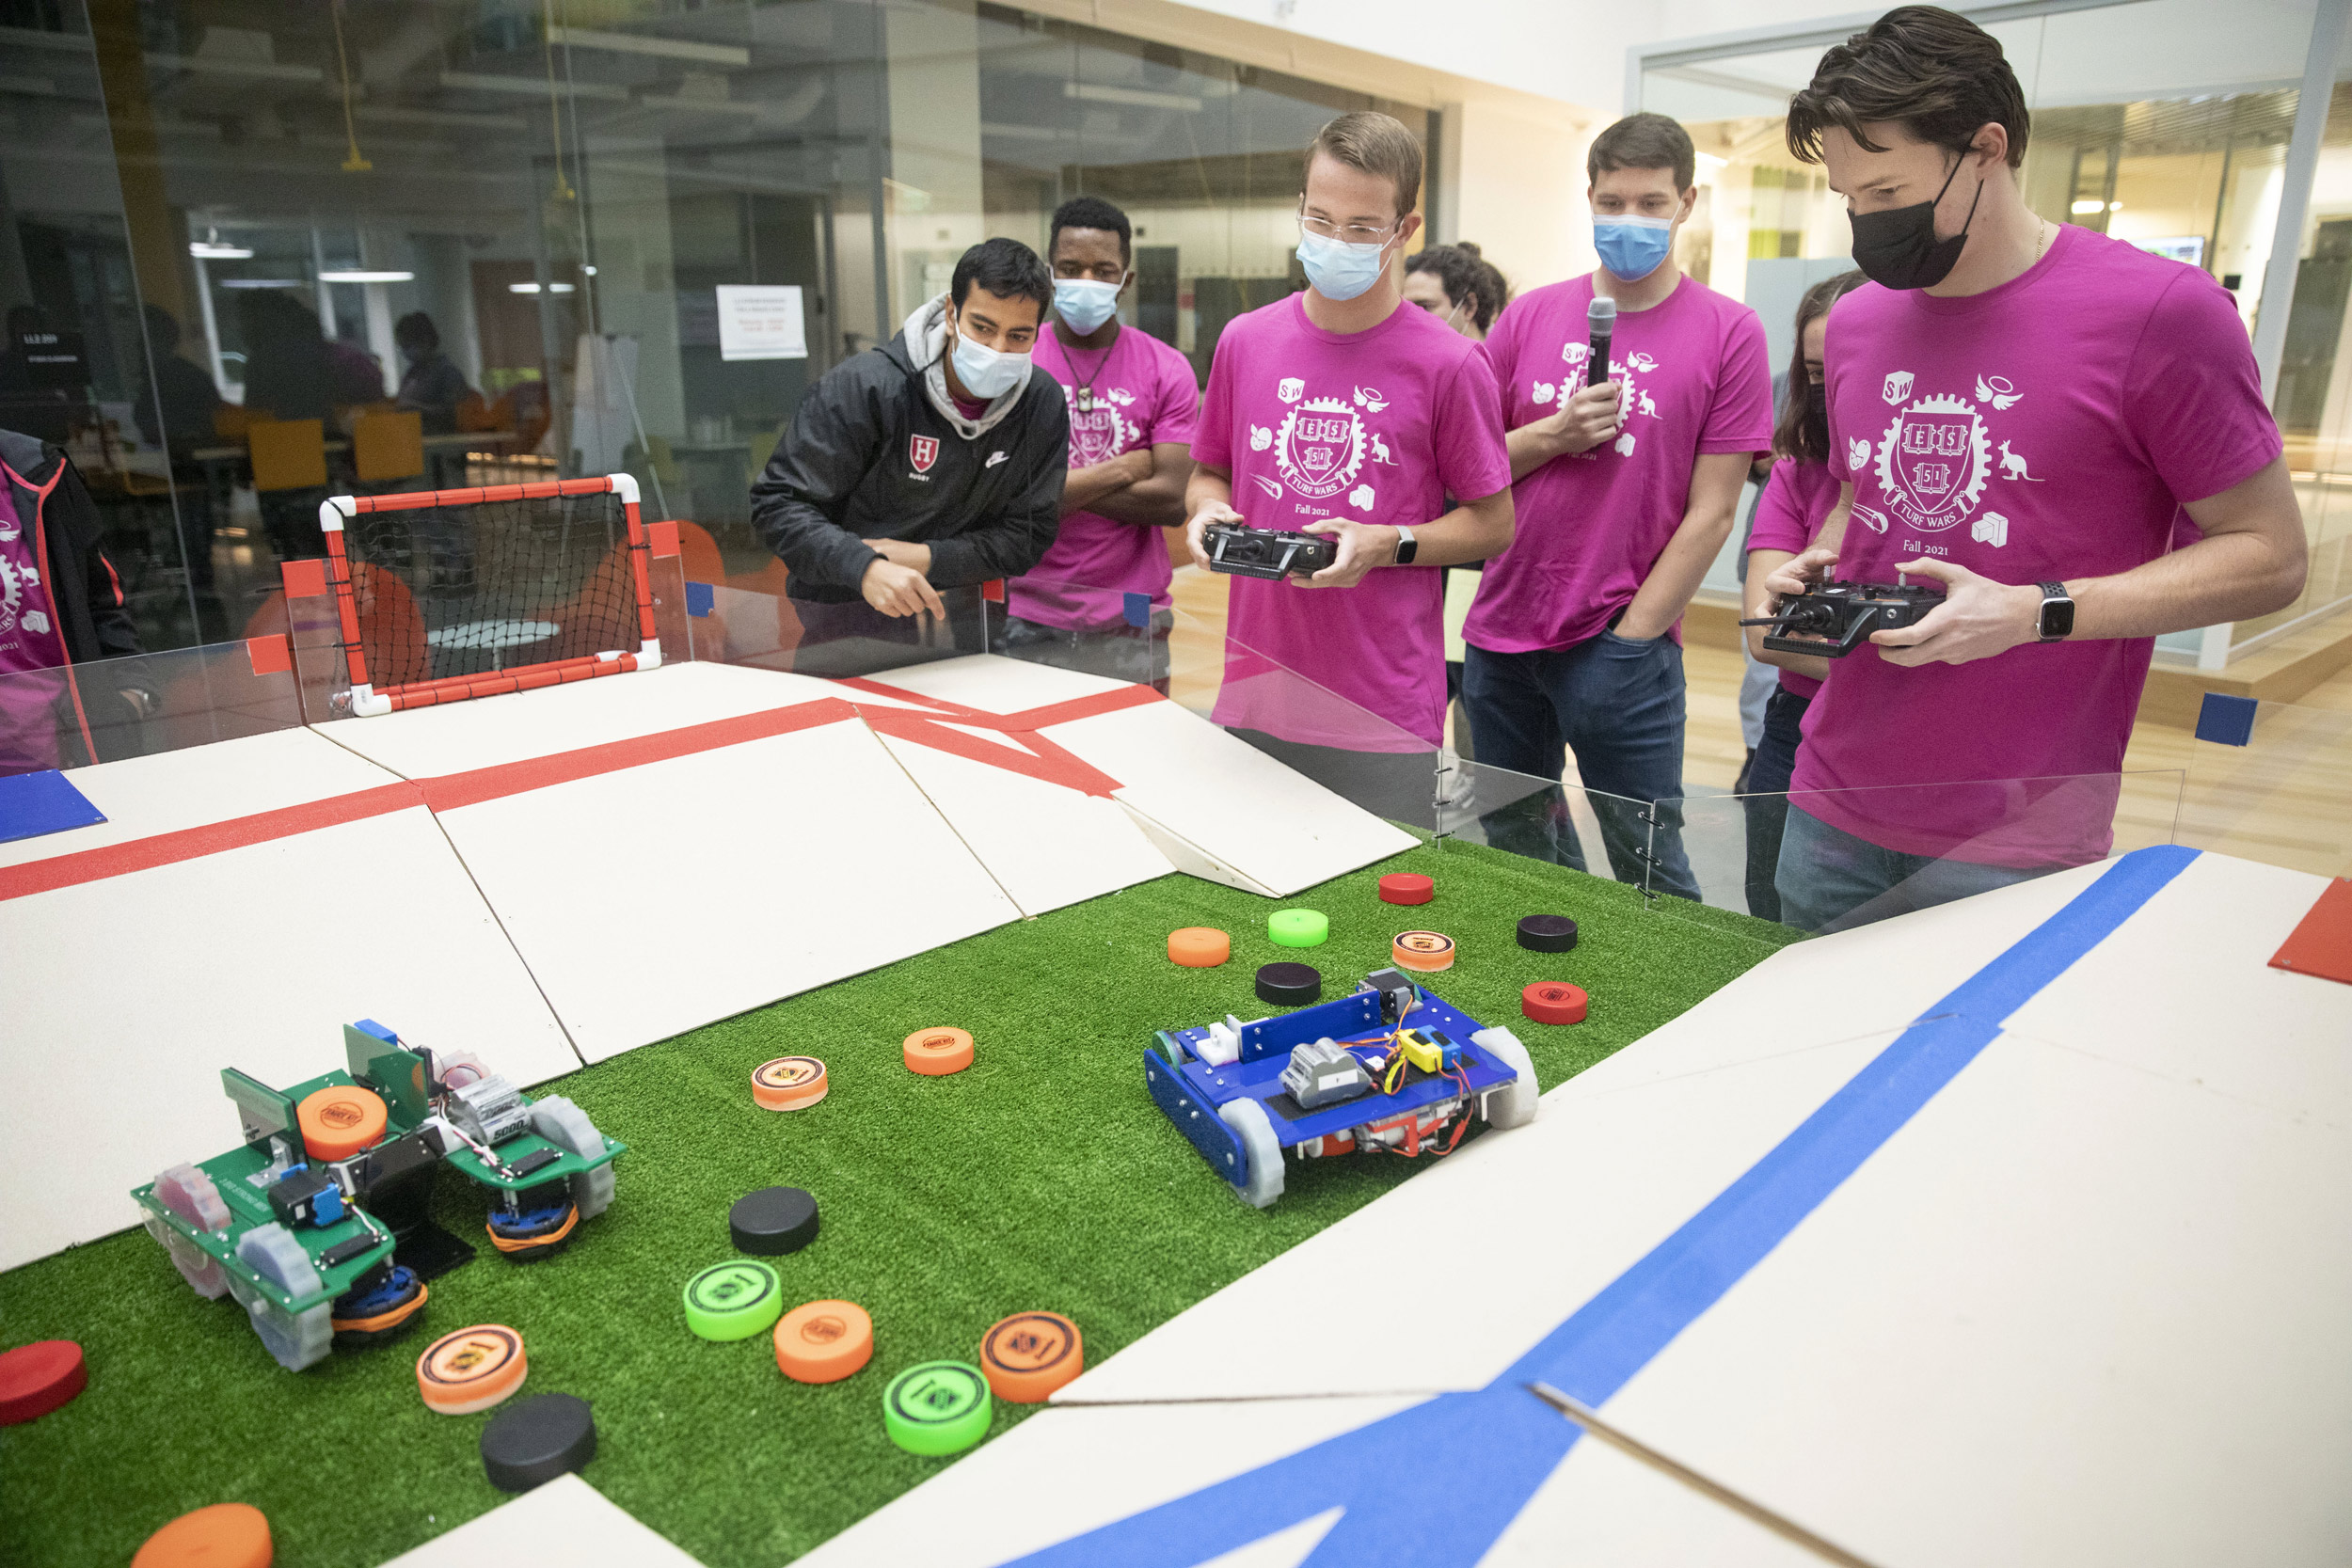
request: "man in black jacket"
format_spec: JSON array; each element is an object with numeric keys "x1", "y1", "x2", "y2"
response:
[
  {"x1": 750, "y1": 237, "x2": 1068, "y2": 673},
  {"x1": 1, "y1": 426, "x2": 148, "y2": 774}
]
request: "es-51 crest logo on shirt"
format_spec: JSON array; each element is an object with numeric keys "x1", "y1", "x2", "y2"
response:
[
  {"x1": 0, "y1": 553, "x2": 22, "y2": 638},
  {"x1": 909, "y1": 434, "x2": 939, "y2": 473},
  {"x1": 1273, "y1": 395, "x2": 1367, "y2": 501},
  {"x1": 1068, "y1": 395, "x2": 1133, "y2": 468},
  {"x1": 1873, "y1": 393, "x2": 1988, "y2": 532}
]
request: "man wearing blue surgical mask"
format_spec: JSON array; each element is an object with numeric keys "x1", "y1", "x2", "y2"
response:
[
  {"x1": 752, "y1": 237, "x2": 1070, "y2": 674},
  {"x1": 1003, "y1": 196, "x2": 1200, "y2": 686},
  {"x1": 1463, "y1": 112, "x2": 1773, "y2": 896}
]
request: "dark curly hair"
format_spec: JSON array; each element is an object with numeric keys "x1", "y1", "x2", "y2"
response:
[
  {"x1": 1786, "y1": 6, "x2": 2029, "y2": 168},
  {"x1": 1403, "y1": 242, "x2": 1510, "y2": 333}
]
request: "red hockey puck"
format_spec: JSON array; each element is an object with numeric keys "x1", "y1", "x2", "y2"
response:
[
  {"x1": 0, "y1": 1340, "x2": 87, "y2": 1425},
  {"x1": 1377, "y1": 873, "x2": 1434, "y2": 906},
  {"x1": 1521, "y1": 981, "x2": 1588, "y2": 1025}
]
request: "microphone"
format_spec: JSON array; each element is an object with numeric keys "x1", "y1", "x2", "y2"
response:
[{"x1": 1585, "y1": 296, "x2": 1614, "y2": 387}]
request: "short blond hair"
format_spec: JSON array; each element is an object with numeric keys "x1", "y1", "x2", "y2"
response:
[{"x1": 1302, "y1": 111, "x2": 1422, "y2": 219}]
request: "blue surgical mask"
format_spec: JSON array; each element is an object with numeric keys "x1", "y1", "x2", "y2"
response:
[
  {"x1": 949, "y1": 318, "x2": 1029, "y2": 400},
  {"x1": 1054, "y1": 278, "x2": 1123, "y2": 335},
  {"x1": 1594, "y1": 214, "x2": 1675, "y2": 282},
  {"x1": 1296, "y1": 228, "x2": 1394, "y2": 303}
]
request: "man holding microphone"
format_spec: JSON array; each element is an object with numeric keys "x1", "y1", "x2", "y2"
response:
[{"x1": 1466, "y1": 112, "x2": 1773, "y2": 895}]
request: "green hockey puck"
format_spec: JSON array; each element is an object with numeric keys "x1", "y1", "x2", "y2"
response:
[
  {"x1": 682, "y1": 1259, "x2": 785, "y2": 1341},
  {"x1": 1267, "y1": 909, "x2": 1328, "y2": 948},
  {"x1": 882, "y1": 1360, "x2": 993, "y2": 1456}
]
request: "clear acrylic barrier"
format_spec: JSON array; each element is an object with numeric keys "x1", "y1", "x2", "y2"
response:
[
  {"x1": 2178, "y1": 700, "x2": 2352, "y2": 879},
  {"x1": 0, "y1": 640, "x2": 306, "y2": 777}
]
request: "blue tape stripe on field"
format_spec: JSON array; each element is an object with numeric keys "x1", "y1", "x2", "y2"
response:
[{"x1": 999, "y1": 845, "x2": 2199, "y2": 1567}]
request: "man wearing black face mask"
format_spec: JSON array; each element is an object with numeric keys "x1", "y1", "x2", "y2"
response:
[{"x1": 1760, "y1": 5, "x2": 2304, "y2": 933}]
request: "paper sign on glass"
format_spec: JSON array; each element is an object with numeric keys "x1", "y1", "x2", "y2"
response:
[{"x1": 716, "y1": 285, "x2": 807, "y2": 361}]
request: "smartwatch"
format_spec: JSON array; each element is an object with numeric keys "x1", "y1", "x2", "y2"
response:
[
  {"x1": 2035, "y1": 581, "x2": 2074, "y2": 641},
  {"x1": 1392, "y1": 525, "x2": 1418, "y2": 566}
]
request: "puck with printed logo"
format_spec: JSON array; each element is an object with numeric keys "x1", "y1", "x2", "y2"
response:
[
  {"x1": 979, "y1": 1312, "x2": 1085, "y2": 1404},
  {"x1": 416, "y1": 1324, "x2": 528, "y2": 1416},
  {"x1": 1516, "y1": 915, "x2": 1580, "y2": 953},
  {"x1": 682, "y1": 1259, "x2": 785, "y2": 1341},
  {"x1": 751, "y1": 1056, "x2": 827, "y2": 1112},
  {"x1": 729, "y1": 1186, "x2": 820, "y2": 1257},
  {"x1": 774, "y1": 1299, "x2": 874, "y2": 1384},
  {"x1": 1391, "y1": 930, "x2": 1456, "y2": 973},
  {"x1": 0, "y1": 1340, "x2": 86, "y2": 1426},
  {"x1": 882, "y1": 1360, "x2": 993, "y2": 1456},
  {"x1": 1377, "y1": 873, "x2": 1434, "y2": 906},
  {"x1": 903, "y1": 1027, "x2": 974, "y2": 1076},
  {"x1": 1255, "y1": 962, "x2": 1322, "y2": 1006},
  {"x1": 295, "y1": 1083, "x2": 388, "y2": 1162},
  {"x1": 480, "y1": 1392, "x2": 596, "y2": 1494},
  {"x1": 1522, "y1": 981, "x2": 1588, "y2": 1025}
]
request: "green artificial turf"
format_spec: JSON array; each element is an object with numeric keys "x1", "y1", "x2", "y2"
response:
[{"x1": 0, "y1": 837, "x2": 1795, "y2": 1567}]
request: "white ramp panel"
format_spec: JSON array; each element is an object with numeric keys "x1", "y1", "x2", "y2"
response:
[
  {"x1": 872, "y1": 732, "x2": 1175, "y2": 917},
  {"x1": 432, "y1": 714, "x2": 1019, "y2": 1060},
  {"x1": 376, "y1": 1474, "x2": 706, "y2": 1567},
  {"x1": 318, "y1": 658, "x2": 844, "y2": 779},
  {"x1": 0, "y1": 803, "x2": 575, "y2": 1271}
]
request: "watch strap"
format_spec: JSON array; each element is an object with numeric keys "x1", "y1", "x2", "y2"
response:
[
  {"x1": 2036, "y1": 580, "x2": 2072, "y2": 641},
  {"x1": 1392, "y1": 525, "x2": 1417, "y2": 566}
]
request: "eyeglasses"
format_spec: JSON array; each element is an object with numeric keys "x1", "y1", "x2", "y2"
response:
[{"x1": 1296, "y1": 205, "x2": 1400, "y2": 246}]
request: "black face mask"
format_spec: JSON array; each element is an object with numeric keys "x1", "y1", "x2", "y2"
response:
[
  {"x1": 1849, "y1": 154, "x2": 1981, "y2": 291},
  {"x1": 1804, "y1": 379, "x2": 1829, "y2": 446}
]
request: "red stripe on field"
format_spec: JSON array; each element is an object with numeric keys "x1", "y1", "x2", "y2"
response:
[
  {"x1": 859, "y1": 706, "x2": 1122, "y2": 798},
  {"x1": 835, "y1": 676, "x2": 1161, "y2": 732},
  {"x1": 0, "y1": 784, "x2": 422, "y2": 903},
  {"x1": 419, "y1": 697, "x2": 861, "y2": 812}
]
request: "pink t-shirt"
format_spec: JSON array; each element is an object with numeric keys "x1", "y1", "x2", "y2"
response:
[
  {"x1": 1800, "y1": 224, "x2": 2280, "y2": 865},
  {"x1": 1745, "y1": 457, "x2": 1841, "y2": 700},
  {"x1": 1008, "y1": 322, "x2": 1200, "y2": 630},
  {"x1": 1194, "y1": 293, "x2": 1512, "y2": 750},
  {"x1": 1467, "y1": 273, "x2": 1772, "y2": 654},
  {"x1": 0, "y1": 477, "x2": 68, "y2": 775}
]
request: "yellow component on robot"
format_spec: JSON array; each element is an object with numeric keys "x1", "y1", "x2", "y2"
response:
[{"x1": 1400, "y1": 1031, "x2": 1444, "y2": 1075}]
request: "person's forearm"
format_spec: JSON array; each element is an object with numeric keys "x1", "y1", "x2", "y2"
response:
[
  {"x1": 1089, "y1": 465, "x2": 1188, "y2": 528},
  {"x1": 1505, "y1": 420, "x2": 1572, "y2": 482},
  {"x1": 1186, "y1": 466, "x2": 1233, "y2": 516},
  {"x1": 1393, "y1": 489, "x2": 1514, "y2": 568},
  {"x1": 1059, "y1": 459, "x2": 1133, "y2": 515},
  {"x1": 1621, "y1": 506, "x2": 1736, "y2": 639},
  {"x1": 2055, "y1": 530, "x2": 2306, "y2": 640}
]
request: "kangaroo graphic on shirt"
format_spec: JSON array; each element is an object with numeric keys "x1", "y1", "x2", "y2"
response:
[{"x1": 1997, "y1": 439, "x2": 2042, "y2": 482}]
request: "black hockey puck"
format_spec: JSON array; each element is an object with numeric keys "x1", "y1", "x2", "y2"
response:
[
  {"x1": 1255, "y1": 962, "x2": 1322, "y2": 1006},
  {"x1": 480, "y1": 1392, "x2": 596, "y2": 1493},
  {"x1": 1516, "y1": 915, "x2": 1579, "y2": 953},
  {"x1": 729, "y1": 1186, "x2": 820, "y2": 1257}
]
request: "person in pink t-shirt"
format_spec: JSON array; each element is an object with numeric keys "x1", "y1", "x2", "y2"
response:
[
  {"x1": 1184, "y1": 112, "x2": 1514, "y2": 825},
  {"x1": 1005, "y1": 196, "x2": 1198, "y2": 688},
  {"x1": 1761, "y1": 8, "x2": 2305, "y2": 932},
  {"x1": 1740, "y1": 269, "x2": 1866, "y2": 923},
  {"x1": 1466, "y1": 113, "x2": 1773, "y2": 898}
]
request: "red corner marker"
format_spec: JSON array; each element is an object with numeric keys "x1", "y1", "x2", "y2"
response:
[{"x1": 2270, "y1": 877, "x2": 2352, "y2": 986}]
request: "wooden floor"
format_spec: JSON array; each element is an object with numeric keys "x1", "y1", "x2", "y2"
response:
[{"x1": 1167, "y1": 565, "x2": 2350, "y2": 879}]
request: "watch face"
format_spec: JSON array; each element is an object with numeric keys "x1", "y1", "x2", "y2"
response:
[{"x1": 2042, "y1": 595, "x2": 2074, "y2": 640}]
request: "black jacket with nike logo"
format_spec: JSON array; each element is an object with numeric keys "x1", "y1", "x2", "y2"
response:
[{"x1": 750, "y1": 298, "x2": 1069, "y2": 604}]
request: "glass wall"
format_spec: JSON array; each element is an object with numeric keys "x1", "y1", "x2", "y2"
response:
[
  {"x1": 0, "y1": 0, "x2": 1424, "y2": 657},
  {"x1": 1640, "y1": 0, "x2": 2345, "y2": 658}
]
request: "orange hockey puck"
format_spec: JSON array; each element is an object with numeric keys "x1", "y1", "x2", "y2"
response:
[
  {"x1": 904, "y1": 1027, "x2": 974, "y2": 1076},
  {"x1": 1378, "y1": 873, "x2": 1434, "y2": 906},
  {"x1": 752, "y1": 1055, "x2": 828, "y2": 1112},
  {"x1": 1522, "y1": 981, "x2": 1588, "y2": 1025},
  {"x1": 295, "y1": 1083, "x2": 388, "y2": 1162},
  {"x1": 1391, "y1": 930, "x2": 1456, "y2": 973},
  {"x1": 1168, "y1": 927, "x2": 1230, "y2": 967},
  {"x1": 416, "y1": 1323, "x2": 528, "y2": 1416},
  {"x1": 132, "y1": 1502, "x2": 272, "y2": 1568},
  {"x1": 773, "y1": 1300, "x2": 875, "y2": 1384},
  {"x1": 979, "y1": 1312, "x2": 1085, "y2": 1403}
]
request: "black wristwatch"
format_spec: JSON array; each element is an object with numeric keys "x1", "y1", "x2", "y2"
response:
[
  {"x1": 1391, "y1": 524, "x2": 1418, "y2": 566},
  {"x1": 2035, "y1": 581, "x2": 2074, "y2": 641}
]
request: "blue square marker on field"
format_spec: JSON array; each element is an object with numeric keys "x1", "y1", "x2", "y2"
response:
[
  {"x1": 2195, "y1": 690, "x2": 2257, "y2": 747},
  {"x1": 1122, "y1": 591, "x2": 1152, "y2": 629},
  {"x1": 685, "y1": 580, "x2": 715, "y2": 618},
  {"x1": 0, "y1": 768, "x2": 107, "y2": 845}
]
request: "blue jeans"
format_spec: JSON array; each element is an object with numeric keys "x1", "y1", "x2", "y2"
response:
[
  {"x1": 1738, "y1": 684, "x2": 1810, "y2": 924},
  {"x1": 1774, "y1": 803, "x2": 2058, "y2": 934},
  {"x1": 1462, "y1": 630, "x2": 1699, "y2": 901}
]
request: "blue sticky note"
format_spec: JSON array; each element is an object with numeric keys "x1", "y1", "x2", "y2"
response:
[
  {"x1": 685, "y1": 580, "x2": 716, "y2": 619},
  {"x1": 0, "y1": 768, "x2": 107, "y2": 845},
  {"x1": 2195, "y1": 691, "x2": 2257, "y2": 748},
  {"x1": 1122, "y1": 591, "x2": 1152, "y2": 630}
]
